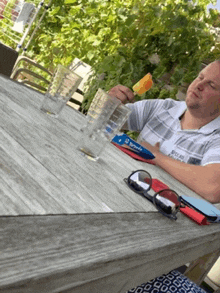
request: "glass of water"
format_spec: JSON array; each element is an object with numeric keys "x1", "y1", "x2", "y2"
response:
[
  {"x1": 77, "y1": 88, "x2": 131, "y2": 161},
  {"x1": 40, "y1": 64, "x2": 82, "y2": 117}
]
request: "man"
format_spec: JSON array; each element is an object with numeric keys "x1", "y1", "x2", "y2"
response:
[{"x1": 109, "y1": 60, "x2": 220, "y2": 203}]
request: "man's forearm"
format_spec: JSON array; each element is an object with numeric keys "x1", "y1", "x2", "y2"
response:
[{"x1": 154, "y1": 152, "x2": 220, "y2": 203}]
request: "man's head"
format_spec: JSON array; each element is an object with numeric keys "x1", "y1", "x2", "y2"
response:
[{"x1": 186, "y1": 60, "x2": 220, "y2": 119}]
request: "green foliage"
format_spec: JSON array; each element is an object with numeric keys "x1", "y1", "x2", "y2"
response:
[
  {"x1": 81, "y1": 0, "x2": 219, "y2": 111},
  {"x1": 1, "y1": 0, "x2": 220, "y2": 113}
]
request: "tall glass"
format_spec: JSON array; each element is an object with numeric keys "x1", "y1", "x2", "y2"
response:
[
  {"x1": 40, "y1": 64, "x2": 82, "y2": 117},
  {"x1": 77, "y1": 88, "x2": 131, "y2": 160}
]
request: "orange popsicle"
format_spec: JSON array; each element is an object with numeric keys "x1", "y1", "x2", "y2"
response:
[{"x1": 132, "y1": 73, "x2": 153, "y2": 95}]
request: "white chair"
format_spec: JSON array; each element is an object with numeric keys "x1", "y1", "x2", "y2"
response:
[
  {"x1": 11, "y1": 56, "x2": 93, "y2": 110},
  {"x1": 67, "y1": 58, "x2": 93, "y2": 110}
]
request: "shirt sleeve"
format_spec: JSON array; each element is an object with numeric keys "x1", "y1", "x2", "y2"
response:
[
  {"x1": 201, "y1": 136, "x2": 220, "y2": 166},
  {"x1": 126, "y1": 99, "x2": 166, "y2": 131}
]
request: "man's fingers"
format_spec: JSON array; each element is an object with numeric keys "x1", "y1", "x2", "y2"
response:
[
  {"x1": 108, "y1": 88, "x2": 128, "y2": 103},
  {"x1": 108, "y1": 85, "x2": 135, "y2": 103}
]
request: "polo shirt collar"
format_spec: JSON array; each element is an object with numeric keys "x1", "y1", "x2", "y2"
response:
[
  {"x1": 168, "y1": 101, "x2": 187, "y2": 119},
  {"x1": 199, "y1": 115, "x2": 220, "y2": 134}
]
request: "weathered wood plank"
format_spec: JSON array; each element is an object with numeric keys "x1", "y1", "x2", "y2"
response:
[
  {"x1": 1, "y1": 213, "x2": 220, "y2": 293},
  {"x1": 0, "y1": 145, "x2": 70, "y2": 214},
  {"x1": 0, "y1": 123, "x2": 154, "y2": 214},
  {"x1": 1, "y1": 74, "x2": 220, "y2": 293},
  {"x1": 0, "y1": 177, "x2": 34, "y2": 215},
  {"x1": 0, "y1": 81, "x2": 162, "y2": 215}
]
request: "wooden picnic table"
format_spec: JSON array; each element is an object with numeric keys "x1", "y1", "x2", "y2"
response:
[{"x1": 0, "y1": 74, "x2": 220, "y2": 293}]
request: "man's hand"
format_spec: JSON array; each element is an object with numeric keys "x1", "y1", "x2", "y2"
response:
[
  {"x1": 108, "y1": 85, "x2": 135, "y2": 104},
  {"x1": 138, "y1": 141, "x2": 160, "y2": 165},
  {"x1": 140, "y1": 141, "x2": 160, "y2": 159}
]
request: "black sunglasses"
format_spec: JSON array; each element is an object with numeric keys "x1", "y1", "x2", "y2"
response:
[{"x1": 124, "y1": 170, "x2": 184, "y2": 220}]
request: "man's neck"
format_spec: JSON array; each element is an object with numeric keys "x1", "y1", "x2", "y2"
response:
[{"x1": 180, "y1": 110, "x2": 218, "y2": 130}]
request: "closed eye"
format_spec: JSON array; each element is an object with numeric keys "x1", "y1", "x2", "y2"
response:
[{"x1": 208, "y1": 82, "x2": 216, "y2": 89}]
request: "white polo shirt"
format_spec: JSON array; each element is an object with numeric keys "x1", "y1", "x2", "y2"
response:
[{"x1": 127, "y1": 98, "x2": 220, "y2": 166}]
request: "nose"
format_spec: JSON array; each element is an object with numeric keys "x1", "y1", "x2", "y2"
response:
[
  {"x1": 197, "y1": 84, "x2": 203, "y2": 91},
  {"x1": 197, "y1": 79, "x2": 206, "y2": 91}
]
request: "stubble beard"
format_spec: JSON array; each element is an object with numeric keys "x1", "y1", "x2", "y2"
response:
[
  {"x1": 185, "y1": 95, "x2": 200, "y2": 110},
  {"x1": 187, "y1": 100, "x2": 220, "y2": 117},
  {"x1": 187, "y1": 103, "x2": 200, "y2": 110}
]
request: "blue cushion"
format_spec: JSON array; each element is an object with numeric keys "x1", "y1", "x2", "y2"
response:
[{"x1": 127, "y1": 270, "x2": 207, "y2": 293}]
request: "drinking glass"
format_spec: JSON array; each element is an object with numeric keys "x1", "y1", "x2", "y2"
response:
[
  {"x1": 77, "y1": 88, "x2": 131, "y2": 160},
  {"x1": 40, "y1": 64, "x2": 82, "y2": 117}
]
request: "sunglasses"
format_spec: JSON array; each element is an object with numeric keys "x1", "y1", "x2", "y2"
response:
[{"x1": 124, "y1": 170, "x2": 184, "y2": 220}]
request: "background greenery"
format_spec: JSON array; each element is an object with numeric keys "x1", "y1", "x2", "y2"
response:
[{"x1": 1, "y1": 0, "x2": 220, "y2": 112}]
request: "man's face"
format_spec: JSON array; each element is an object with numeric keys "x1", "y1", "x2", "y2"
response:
[{"x1": 186, "y1": 61, "x2": 220, "y2": 117}]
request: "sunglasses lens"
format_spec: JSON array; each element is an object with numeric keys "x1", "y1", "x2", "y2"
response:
[
  {"x1": 154, "y1": 190, "x2": 180, "y2": 219},
  {"x1": 128, "y1": 171, "x2": 151, "y2": 192}
]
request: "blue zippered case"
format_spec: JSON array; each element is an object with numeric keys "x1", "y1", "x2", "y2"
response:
[
  {"x1": 180, "y1": 195, "x2": 220, "y2": 223},
  {"x1": 112, "y1": 133, "x2": 155, "y2": 160}
]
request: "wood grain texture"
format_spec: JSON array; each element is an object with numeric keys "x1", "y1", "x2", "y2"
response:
[
  {"x1": 0, "y1": 75, "x2": 157, "y2": 215},
  {"x1": 1, "y1": 74, "x2": 205, "y2": 216},
  {"x1": 1, "y1": 74, "x2": 220, "y2": 293},
  {"x1": 1, "y1": 213, "x2": 220, "y2": 293}
]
